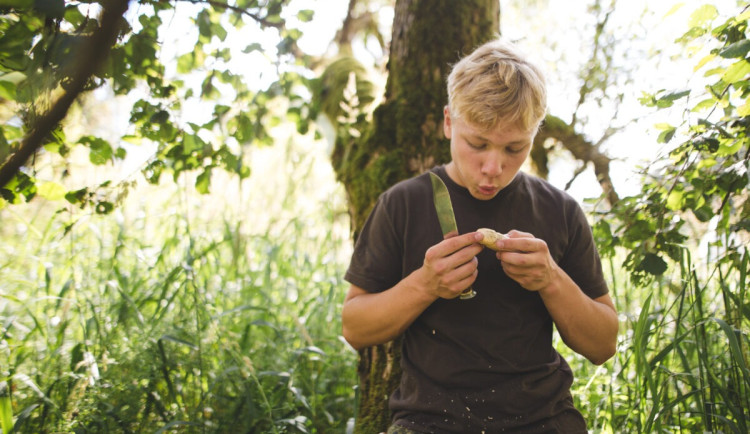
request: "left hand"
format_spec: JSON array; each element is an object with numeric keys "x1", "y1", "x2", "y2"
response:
[{"x1": 492, "y1": 230, "x2": 558, "y2": 292}]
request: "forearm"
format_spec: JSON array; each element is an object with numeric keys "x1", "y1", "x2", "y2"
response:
[
  {"x1": 342, "y1": 270, "x2": 437, "y2": 350},
  {"x1": 540, "y1": 268, "x2": 619, "y2": 365}
]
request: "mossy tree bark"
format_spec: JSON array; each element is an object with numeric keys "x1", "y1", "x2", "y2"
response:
[{"x1": 330, "y1": 1, "x2": 500, "y2": 432}]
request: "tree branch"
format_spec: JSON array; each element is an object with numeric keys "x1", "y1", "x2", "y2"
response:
[
  {"x1": 570, "y1": 0, "x2": 615, "y2": 128},
  {"x1": 334, "y1": 0, "x2": 380, "y2": 55},
  {"x1": 0, "y1": 0, "x2": 131, "y2": 189},
  {"x1": 532, "y1": 114, "x2": 620, "y2": 206}
]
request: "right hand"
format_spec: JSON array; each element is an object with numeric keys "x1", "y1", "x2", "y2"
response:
[{"x1": 418, "y1": 232, "x2": 483, "y2": 299}]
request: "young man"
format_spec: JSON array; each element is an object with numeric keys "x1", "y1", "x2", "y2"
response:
[{"x1": 341, "y1": 39, "x2": 618, "y2": 433}]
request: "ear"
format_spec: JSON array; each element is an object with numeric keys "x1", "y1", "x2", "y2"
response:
[{"x1": 443, "y1": 106, "x2": 452, "y2": 139}]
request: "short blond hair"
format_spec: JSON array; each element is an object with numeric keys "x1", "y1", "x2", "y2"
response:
[{"x1": 447, "y1": 39, "x2": 547, "y2": 132}]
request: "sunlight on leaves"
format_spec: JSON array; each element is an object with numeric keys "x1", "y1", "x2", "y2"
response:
[{"x1": 37, "y1": 181, "x2": 66, "y2": 200}]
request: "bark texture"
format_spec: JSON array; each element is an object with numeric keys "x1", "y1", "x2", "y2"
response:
[{"x1": 330, "y1": 1, "x2": 500, "y2": 432}]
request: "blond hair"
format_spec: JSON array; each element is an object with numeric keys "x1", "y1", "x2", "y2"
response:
[{"x1": 447, "y1": 39, "x2": 547, "y2": 132}]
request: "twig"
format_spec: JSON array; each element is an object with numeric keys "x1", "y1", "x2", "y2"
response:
[{"x1": 0, "y1": 0, "x2": 132, "y2": 189}]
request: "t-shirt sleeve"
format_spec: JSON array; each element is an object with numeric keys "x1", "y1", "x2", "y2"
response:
[
  {"x1": 344, "y1": 193, "x2": 404, "y2": 293},
  {"x1": 558, "y1": 201, "x2": 610, "y2": 300}
]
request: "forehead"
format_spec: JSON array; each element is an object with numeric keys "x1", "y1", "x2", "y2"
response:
[{"x1": 458, "y1": 117, "x2": 535, "y2": 144}]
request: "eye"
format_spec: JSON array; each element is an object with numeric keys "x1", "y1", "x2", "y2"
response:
[
  {"x1": 507, "y1": 145, "x2": 527, "y2": 154},
  {"x1": 468, "y1": 141, "x2": 486, "y2": 150}
]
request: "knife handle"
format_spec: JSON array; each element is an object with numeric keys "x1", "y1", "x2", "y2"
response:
[{"x1": 459, "y1": 287, "x2": 476, "y2": 299}]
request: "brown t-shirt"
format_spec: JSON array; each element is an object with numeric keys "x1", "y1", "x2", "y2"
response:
[{"x1": 345, "y1": 166, "x2": 609, "y2": 433}]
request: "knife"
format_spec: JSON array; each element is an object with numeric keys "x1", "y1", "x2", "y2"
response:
[{"x1": 429, "y1": 172, "x2": 476, "y2": 300}]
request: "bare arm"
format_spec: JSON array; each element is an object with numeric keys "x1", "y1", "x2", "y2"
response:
[
  {"x1": 488, "y1": 230, "x2": 619, "y2": 365},
  {"x1": 342, "y1": 232, "x2": 484, "y2": 350}
]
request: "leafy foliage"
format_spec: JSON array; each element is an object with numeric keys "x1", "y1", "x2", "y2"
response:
[
  {"x1": 0, "y1": 0, "x2": 316, "y2": 211},
  {"x1": 586, "y1": 5, "x2": 750, "y2": 432},
  {"x1": 596, "y1": 4, "x2": 749, "y2": 285}
]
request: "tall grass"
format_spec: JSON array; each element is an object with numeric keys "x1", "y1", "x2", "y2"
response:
[
  {"x1": 0, "y1": 138, "x2": 358, "y2": 433},
  {"x1": 564, "y1": 243, "x2": 750, "y2": 433}
]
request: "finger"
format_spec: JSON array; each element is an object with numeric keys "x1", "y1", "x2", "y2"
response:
[
  {"x1": 506, "y1": 229, "x2": 534, "y2": 239},
  {"x1": 438, "y1": 254, "x2": 477, "y2": 281},
  {"x1": 428, "y1": 245, "x2": 481, "y2": 278},
  {"x1": 496, "y1": 236, "x2": 546, "y2": 254},
  {"x1": 442, "y1": 231, "x2": 482, "y2": 249},
  {"x1": 497, "y1": 250, "x2": 540, "y2": 268},
  {"x1": 432, "y1": 233, "x2": 483, "y2": 259},
  {"x1": 447, "y1": 264, "x2": 479, "y2": 294},
  {"x1": 439, "y1": 254, "x2": 480, "y2": 283}
]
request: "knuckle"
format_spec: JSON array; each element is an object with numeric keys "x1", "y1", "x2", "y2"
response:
[
  {"x1": 425, "y1": 246, "x2": 438, "y2": 261},
  {"x1": 433, "y1": 262, "x2": 448, "y2": 274}
]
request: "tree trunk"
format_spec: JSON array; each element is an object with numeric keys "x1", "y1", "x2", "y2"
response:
[{"x1": 330, "y1": 1, "x2": 500, "y2": 432}]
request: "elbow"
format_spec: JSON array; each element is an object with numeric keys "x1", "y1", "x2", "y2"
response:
[
  {"x1": 341, "y1": 305, "x2": 366, "y2": 350},
  {"x1": 588, "y1": 313, "x2": 619, "y2": 365},
  {"x1": 341, "y1": 324, "x2": 366, "y2": 351},
  {"x1": 588, "y1": 330, "x2": 618, "y2": 365},
  {"x1": 588, "y1": 343, "x2": 616, "y2": 366}
]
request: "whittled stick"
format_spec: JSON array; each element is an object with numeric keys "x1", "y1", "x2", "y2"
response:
[{"x1": 477, "y1": 228, "x2": 507, "y2": 251}]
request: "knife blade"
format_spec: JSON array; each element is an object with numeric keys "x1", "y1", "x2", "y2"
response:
[{"x1": 429, "y1": 172, "x2": 476, "y2": 300}]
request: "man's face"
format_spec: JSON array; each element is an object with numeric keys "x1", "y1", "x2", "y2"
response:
[{"x1": 443, "y1": 107, "x2": 535, "y2": 200}]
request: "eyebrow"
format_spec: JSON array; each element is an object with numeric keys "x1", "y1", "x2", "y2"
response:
[{"x1": 468, "y1": 133, "x2": 529, "y2": 146}]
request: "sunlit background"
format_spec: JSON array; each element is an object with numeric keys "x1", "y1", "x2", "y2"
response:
[{"x1": 1, "y1": 0, "x2": 748, "y2": 432}]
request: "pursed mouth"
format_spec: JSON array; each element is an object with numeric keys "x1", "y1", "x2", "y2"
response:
[{"x1": 477, "y1": 186, "x2": 498, "y2": 196}]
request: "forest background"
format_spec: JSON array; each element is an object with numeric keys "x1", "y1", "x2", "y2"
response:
[{"x1": 0, "y1": 0, "x2": 748, "y2": 432}]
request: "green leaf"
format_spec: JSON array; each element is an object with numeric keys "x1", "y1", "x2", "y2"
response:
[
  {"x1": 663, "y1": 3, "x2": 684, "y2": 17},
  {"x1": 717, "y1": 139, "x2": 743, "y2": 156},
  {"x1": 37, "y1": 181, "x2": 66, "y2": 200},
  {"x1": 693, "y1": 53, "x2": 716, "y2": 72},
  {"x1": 197, "y1": 10, "x2": 211, "y2": 38},
  {"x1": 297, "y1": 9, "x2": 315, "y2": 22},
  {"x1": 64, "y1": 188, "x2": 88, "y2": 206},
  {"x1": 211, "y1": 22, "x2": 227, "y2": 42},
  {"x1": 160, "y1": 334, "x2": 198, "y2": 350},
  {"x1": 666, "y1": 189, "x2": 683, "y2": 210},
  {"x1": 656, "y1": 90, "x2": 690, "y2": 108},
  {"x1": 693, "y1": 205, "x2": 714, "y2": 222},
  {"x1": 712, "y1": 318, "x2": 750, "y2": 373},
  {"x1": 688, "y1": 4, "x2": 718, "y2": 28},
  {"x1": 691, "y1": 98, "x2": 716, "y2": 112},
  {"x1": 183, "y1": 133, "x2": 205, "y2": 155},
  {"x1": 0, "y1": 381, "x2": 13, "y2": 434},
  {"x1": 637, "y1": 253, "x2": 668, "y2": 276},
  {"x1": 196, "y1": 169, "x2": 211, "y2": 194},
  {"x1": 95, "y1": 201, "x2": 114, "y2": 214},
  {"x1": 736, "y1": 9, "x2": 750, "y2": 23},
  {"x1": 719, "y1": 39, "x2": 750, "y2": 59},
  {"x1": 242, "y1": 43, "x2": 263, "y2": 53},
  {"x1": 738, "y1": 99, "x2": 750, "y2": 116},
  {"x1": 176, "y1": 52, "x2": 196, "y2": 74},
  {"x1": 658, "y1": 127, "x2": 677, "y2": 144},
  {"x1": 721, "y1": 60, "x2": 750, "y2": 84},
  {"x1": 0, "y1": 81, "x2": 16, "y2": 100},
  {"x1": 79, "y1": 136, "x2": 113, "y2": 165}
]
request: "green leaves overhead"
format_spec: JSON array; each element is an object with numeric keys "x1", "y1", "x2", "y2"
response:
[
  {"x1": 0, "y1": 0, "x2": 309, "y2": 212},
  {"x1": 598, "y1": 4, "x2": 750, "y2": 285}
]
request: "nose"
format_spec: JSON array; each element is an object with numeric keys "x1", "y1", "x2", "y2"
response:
[{"x1": 481, "y1": 151, "x2": 503, "y2": 178}]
